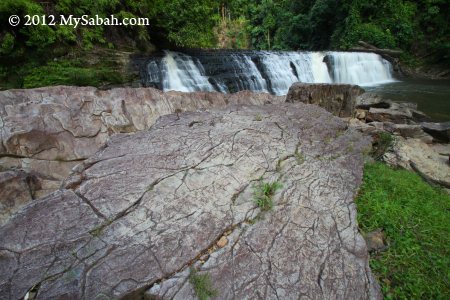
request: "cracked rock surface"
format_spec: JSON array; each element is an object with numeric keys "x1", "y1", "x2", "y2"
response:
[
  {"x1": 0, "y1": 86, "x2": 283, "y2": 212},
  {"x1": 0, "y1": 103, "x2": 379, "y2": 299}
]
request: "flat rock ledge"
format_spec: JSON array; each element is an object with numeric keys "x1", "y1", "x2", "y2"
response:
[
  {"x1": 0, "y1": 103, "x2": 380, "y2": 299},
  {"x1": 0, "y1": 86, "x2": 284, "y2": 216}
]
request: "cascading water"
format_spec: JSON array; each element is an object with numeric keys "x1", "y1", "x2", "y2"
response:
[
  {"x1": 143, "y1": 50, "x2": 395, "y2": 95},
  {"x1": 326, "y1": 52, "x2": 394, "y2": 86},
  {"x1": 229, "y1": 53, "x2": 268, "y2": 93},
  {"x1": 161, "y1": 51, "x2": 215, "y2": 92}
]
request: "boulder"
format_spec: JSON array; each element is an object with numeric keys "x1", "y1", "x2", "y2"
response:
[
  {"x1": 421, "y1": 122, "x2": 450, "y2": 143},
  {"x1": 0, "y1": 103, "x2": 380, "y2": 299},
  {"x1": 383, "y1": 137, "x2": 450, "y2": 188},
  {"x1": 286, "y1": 83, "x2": 365, "y2": 117}
]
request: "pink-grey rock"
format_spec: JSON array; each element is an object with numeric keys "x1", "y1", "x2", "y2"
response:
[
  {"x1": 0, "y1": 86, "x2": 284, "y2": 199},
  {"x1": 0, "y1": 170, "x2": 40, "y2": 226},
  {"x1": 0, "y1": 103, "x2": 380, "y2": 299}
]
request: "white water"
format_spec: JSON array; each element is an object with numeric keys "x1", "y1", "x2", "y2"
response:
[
  {"x1": 230, "y1": 53, "x2": 268, "y2": 92},
  {"x1": 161, "y1": 51, "x2": 215, "y2": 92},
  {"x1": 311, "y1": 52, "x2": 333, "y2": 84},
  {"x1": 328, "y1": 52, "x2": 394, "y2": 86},
  {"x1": 153, "y1": 50, "x2": 395, "y2": 95}
]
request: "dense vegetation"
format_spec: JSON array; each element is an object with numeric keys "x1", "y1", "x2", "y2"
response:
[
  {"x1": 356, "y1": 163, "x2": 450, "y2": 298},
  {"x1": 1, "y1": 0, "x2": 449, "y2": 88}
]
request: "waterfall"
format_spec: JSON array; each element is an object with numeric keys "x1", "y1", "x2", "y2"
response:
[
  {"x1": 327, "y1": 52, "x2": 394, "y2": 86},
  {"x1": 143, "y1": 50, "x2": 395, "y2": 95},
  {"x1": 161, "y1": 51, "x2": 215, "y2": 92},
  {"x1": 229, "y1": 53, "x2": 268, "y2": 93}
]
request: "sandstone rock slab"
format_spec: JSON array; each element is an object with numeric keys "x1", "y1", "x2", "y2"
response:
[
  {"x1": 0, "y1": 103, "x2": 379, "y2": 299},
  {"x1": 0, "y1": 86, "x2": 284, "y2": 199}
]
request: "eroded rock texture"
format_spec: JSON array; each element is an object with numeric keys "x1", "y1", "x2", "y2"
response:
[
  {"x1": 0, "y1": 86, "x2": 283, "y2": 202},
  {"x1": 0, "y1": 170, "x2": 40, "y2": 226},
  {"x1": 0, "y1": 103, "x2": 379, "y2": 299}
]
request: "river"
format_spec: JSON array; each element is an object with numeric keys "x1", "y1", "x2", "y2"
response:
[{"x1": 366, "y1": 77, "x2": 450, "y2": 122}]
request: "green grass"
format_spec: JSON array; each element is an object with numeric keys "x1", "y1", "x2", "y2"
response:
[
  {"x1": 356, "y1": 162, "x2": 450, "y2": 299},
  {"x1": 189, "y1": 269, "x2": 218, "y2": 300},
  {"x1": 253, "y1": 180, "x2": 282, "y2": 211}
]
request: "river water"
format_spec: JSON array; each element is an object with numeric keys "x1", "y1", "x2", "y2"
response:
[{"x1": 366, "y1": 78, "x2": 450, "y2": 122}]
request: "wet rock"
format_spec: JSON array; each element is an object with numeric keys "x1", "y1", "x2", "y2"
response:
[
  {"x1": 421, "y1": 122, "x2": 450, "y2": 143},
  {"x1": 286, "y1": 82, "x2": 365, "y2": 117},
  {"x1": 0, "y1": 103, "x2": 380, "y2": 299}
]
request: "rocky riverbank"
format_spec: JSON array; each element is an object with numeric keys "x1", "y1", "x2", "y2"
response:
[
  {"x1": 284, "y1": 83, "x2": 449, "y2": 191},
  {"x1": 0, "y1": 83, "x2": 448, "y2": 299},
  {"x1": 0, "y1": 91, "x2": 380, "y2": 299}
]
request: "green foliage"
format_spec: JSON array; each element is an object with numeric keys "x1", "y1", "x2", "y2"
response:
[
  {"x1": 215, "y1": 17, "x2": 250, "y2": 49},
  {"x1": 356, "y1": 163, "x2": 450, "y2": 298},
  {"x1": 150, "y1": 0, "x2": 219, "y2": 48},
  {"x1": 189, "y1": 269, "x2": 218, "y2": 300},
  {"x1": 0, "y1": 32, "x2": 15, "y2": 55},
  {"x1": 1, "y1": 0, "x2": 449, "y2": 88},
  {"x1": 253, "y1": 180, "x2": 282, "y2": 211},
  {"x1": 22, "y1": 60, "x2": 124, "y2": 88}
]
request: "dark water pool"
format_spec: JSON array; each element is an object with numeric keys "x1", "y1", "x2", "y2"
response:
[{"x1": 365, "y1": 78, "x2": 450, "y2": 122}]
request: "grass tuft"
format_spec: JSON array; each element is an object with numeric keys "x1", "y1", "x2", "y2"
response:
[
  {"x1": 253, "y1": 180, "x2": 282, "y2": 211},
  {"x1": 356, "y1": 162, "x2": 450, "y2": 299},
  {"x1": 189, "y1": 269, "x2": 218, "y2": 300}
]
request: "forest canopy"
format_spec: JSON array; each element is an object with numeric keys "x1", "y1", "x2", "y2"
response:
[{"x1": 1, "y1": 0, "x2": 449, "y2": 86}]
